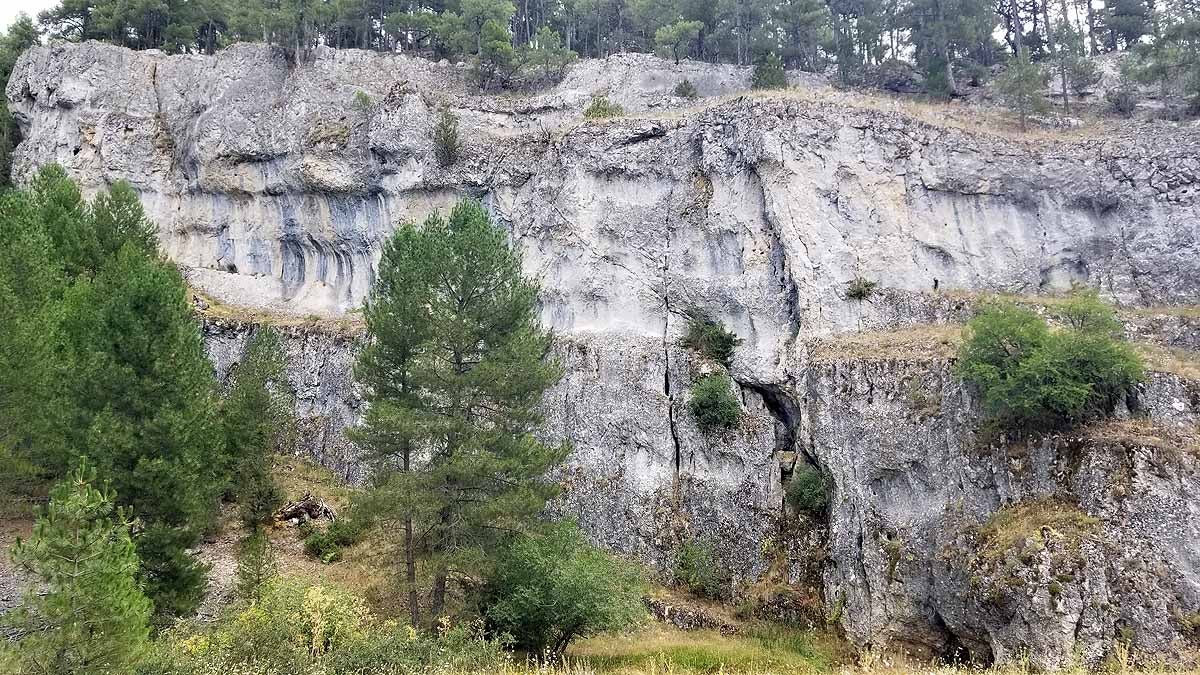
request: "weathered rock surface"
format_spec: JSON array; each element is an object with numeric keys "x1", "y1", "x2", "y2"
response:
[{"x1": 10, "y1": 41, "x2": 1200, "y2": 669}]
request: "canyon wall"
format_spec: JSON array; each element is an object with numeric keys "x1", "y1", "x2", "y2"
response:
[{"x1": 10, "y1": 40, "x2": 1200, "y2": 668}]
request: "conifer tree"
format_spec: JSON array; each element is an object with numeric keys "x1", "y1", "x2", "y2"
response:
[
  {"x1": 354, "y1": 199, "x2": 567, "y2": 627},
  {"x1": 4, "y1": 463, "x2": 152, "y2": 675},
  {"x1": 223, "y1": 327, "x2": 292, "y2": 528},
  {"x1": 996, "y1": 48, "x2": 1049, "y2": 131},
  {"x1": 1, "y1": 169, "x2": 227, "y2": 621}
]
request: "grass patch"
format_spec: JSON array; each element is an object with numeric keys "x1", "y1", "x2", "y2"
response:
[
  {"x1": 1137, "y1": 344, "x2": 1200, "y2": 380},
  {"x1": 568, "y1": 624, "x2": 840, "y2": 673},
  {"x1": 806, "y1": 326, "x2": 963, "y2": 363},
  {"x1": 973, "y1": 499, "x2": 1098, "y2": 565}
]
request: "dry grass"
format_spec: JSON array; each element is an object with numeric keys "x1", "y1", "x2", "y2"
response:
[
  {"x1": 190, "y1": 286, "x2": 364, "y2": 336},
  {"x1": 1082, "y1": 418, "x2": 1200, "y2": 455},
  {"x1": 972, "y1": 499, "x2": 1099, "y2": 565},
  {"x1": 806, "y1": 325, "x2": 963, "y2": 363},
  {"x1": 621, "y1": 83, "x2": 1113, "y2": 144},
  {"x1": 1138, "y1": 344, "x2": 1200, "y2": 380}
]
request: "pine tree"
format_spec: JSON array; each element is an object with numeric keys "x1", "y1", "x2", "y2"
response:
[
  {"x1": 433, "y1": 108, "x2": 461, "y2": 167},
  {"x1": 223, "y1": 327, "x2": 292, "y2": 528},
  {"x1": 4, "y1": 464, "x2": 152, "y2": 675},
  {"x1": 996, "y1": 48, "x2": 1049, "y2": 131},
  {"x1": 751, "y1": 52, "x2": 789, "y2": 89},
  {"x1": 234, "y1": 529, "x2": 277, "y2": 600},
  {"x1": 354, "y1": 200, "x2": 567, "y2": 627}
]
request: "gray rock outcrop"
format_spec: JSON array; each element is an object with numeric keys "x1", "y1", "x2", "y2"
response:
[{"x1": 9, "y1": 40, "x2": 1200, "y2": 669}]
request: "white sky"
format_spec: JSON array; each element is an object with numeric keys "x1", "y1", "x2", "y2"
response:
[{"x1": 2, "y1": 0, "x2": 57, "y2": 32}]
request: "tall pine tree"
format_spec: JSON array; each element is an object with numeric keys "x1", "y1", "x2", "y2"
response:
[{"x1": 354, "y1": 199, "x2": 567, "y2": 627}]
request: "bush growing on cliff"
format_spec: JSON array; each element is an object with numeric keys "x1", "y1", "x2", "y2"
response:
[
  {"x1": 675, "y1": 538, "x2": 722, "y2": 599},
  {"x1": 673, "y1": 79, "x2": 699, "y2": 98},
  {"x1": 482, "y1": 521, "x2": 647, "y2": 659},
  {"x1": 785, "y1": 464, "x2": 829, "y2": 518},
  {"x1": 681, "y1": 311, "x2": 742, "y2": 366},
  {"x1": 956, "y1": 291, "x2": 1143, "y2": 432},
  {"x1": 845, "y1": 277, "x2": 878, "y2": 300},
  {"x1": 752, "y1": 53, "x2": 788, "y2": 90},
  {"x1": 432, "y1": 107, "x2": 460, "y2": 167},
  {"x1": 584, "y1": 95, "x2": 624, "y2": 118},
  {"x1": 688, "y1": 373, "x2": 742, "y2": 432}
]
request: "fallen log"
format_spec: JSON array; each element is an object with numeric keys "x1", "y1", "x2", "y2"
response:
[{"x1": 276, "y1": 491, "x2": 337, "y2": 524}]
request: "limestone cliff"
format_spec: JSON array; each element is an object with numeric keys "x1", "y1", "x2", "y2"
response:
[{"x1": 9, "y1": 40, "x2": 1200, "y2": 669}]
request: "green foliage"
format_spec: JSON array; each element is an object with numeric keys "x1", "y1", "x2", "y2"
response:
[
  {"x1": 1065, "y1": 55, "x2": 1101, "y2": 95},
  {"x1": 432, "y1": 107, "x2": 461, "y2": 167},
  {"x1": 353, "y1": 198, "x2": 567, "y2": 627},
  {"x1": 752, "y1": 52, "x2": 788, "y2": 90},
  {"x1": 483, "y1": 521, "x2": 647, "y2": 659},
  {"x1": 688, "y1": 373, "x2": 742, "y2": 432},
  {"x1": 955, "y1": 291, "x2": 1144, "y2": 432},
  {"x1": 525, "y1": 26, "x2": 577, "y2": 81},
  {"x1": 655, "y1": 19, "x2": 703, "y2": 64},
  {"x1": 140, "y1": 580, "x2": 509, "y2": 675},
  {"x1": 845, "y1": 277, "x2": 878, "y2": 300},
  {"x1": 234, "y1": 529, "x2": 277, "y2": 600},
  {"x1": 1106, "y1": 57, "x2": 1141, "y2": 116},
  {"x1": 996, "y1": 49, "x2": 1049, "y2": 131},
  {"x1": 223, "y1": 327, "x2": 293, "y2": 528},
  {"x1": 3, "y1": 464, "x2": 152, "y2": 675},
  {"x1": 785, "y1": 464, "x2": 828, "y2": 517},
  {"x1": 353, "y1": 90, "x2": 373, "y2": 110},
  {"x1": 673, "y1": 79, "x2": 699, "y2": 98},
  {"x1": 584, "y1": 95, "x2": 624, "y2": 118},
  {"x1": 675, "y1": 537, "x2": 722, "y2": 599},
  {"x1": 0, "y1": 165, "x2": 223, "y2": 621},
  {"x1": 302, "y1": 516, "x2": 368, "y2": 563},
  {"x1": 680, "y1": 311, "x2": 742, "y2": 366}
]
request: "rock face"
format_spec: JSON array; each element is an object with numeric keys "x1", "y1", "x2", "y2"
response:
[{"x1": 10, "y1": 41, "x2": 1200, "y2": 669}]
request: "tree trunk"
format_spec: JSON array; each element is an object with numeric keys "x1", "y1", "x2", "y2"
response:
[
  {"x1": 429, "y1": 563, "x2": 448, "y2": 623},
  {"x1": 1043, "y1": 0, "x2": 1069, "y2": 113},
  {"x1": 404, "y1": 515, "x2": 419, "y2": 627},
  {"x1": 1012, "y1": 0, "x2": 1024, "y2": 55},
  {"x1": 936, "y1": 0, "x2": 958, "y2": 96},
  {"x1": 1085, "y1": 0, "x2": 1097, "y2": 54}
]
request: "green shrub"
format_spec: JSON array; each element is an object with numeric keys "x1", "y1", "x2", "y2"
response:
[
  {"x1": 688, "y1": 374, "x2": 742, "y2": 432},
  {"x1": 675, "y1": 538, "x2": 722, "y2": 599},
  {"x1": 680, "y1": 311, "x2": 742, "y2": 366},
  {"x1": 751, "y1": 52, "x2": 788, "y2": 90},
  {"x1": 785, "y1": 464, "x2": 828, "y2": 517},
  {"x1": 353, "y1": 90, "x2": 373, "y2": 111},
  {"x1": 955, "y1": 291, "x2": 1143, "y2": 432},
  {"x1": 303, "y1": 516, "x2": 368, "y2": 563},
  {"x1": 584, "y1": 95, "x2": 624, "y2": 119},
  {"x1": 432, "y1": 107, "x2": 460, "y2": 167},
  {"x1": 845, "y1": 277, "x2": 878, "y2": 300},
  {"x1": 673, "y1": 79, "x2": 699, "y2": 98},
  {"x1": 1066, "y1": 56, "x2": 1101, "y2": 95},
  {"x1": 139, "y1": 580, "x2": 510, "y2": 675},
  {"x1": 234, "y1": 530, "x2": 276, "y2": 600},
  {"x1": 482, "y1": 521, "x2": 646, "y2": 659}
]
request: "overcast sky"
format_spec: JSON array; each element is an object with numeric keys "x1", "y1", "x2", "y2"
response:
[{"x1": 3, "y1": 0, "x2": 56, "y2": 32}]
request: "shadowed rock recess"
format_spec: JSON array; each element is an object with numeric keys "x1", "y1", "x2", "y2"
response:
[{"x1": 9, "y1": 40, "x2": 1200, "y2": 670}]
